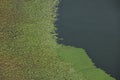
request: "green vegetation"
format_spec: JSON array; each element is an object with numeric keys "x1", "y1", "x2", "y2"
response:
[
  {"x1": 0, "y1": 0, "x2": 79, "y2": 80},
  {"x1": 57, "y1": 45, "x2": 115, "y2": 80},
  {"x1": 0, "y1": 0, "x2": 116, "y2": 80}
]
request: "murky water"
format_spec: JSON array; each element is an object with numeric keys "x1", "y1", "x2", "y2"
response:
[{"x1": 56, "y1": 0, "x2": 120, "y2": 79}]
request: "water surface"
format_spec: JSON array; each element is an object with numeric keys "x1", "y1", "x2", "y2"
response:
[{"x1": 56, "y1": 0, "x2": 120, "y2": 79}]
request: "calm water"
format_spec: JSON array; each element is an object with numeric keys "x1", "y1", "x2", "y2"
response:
[{"x1": 56, "y1": 0, "x2": 120, "y2": 79}]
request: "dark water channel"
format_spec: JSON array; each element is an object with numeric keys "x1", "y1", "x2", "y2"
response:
[{"x1": 56, "y1": 0, "x2": 120, "y2": 80}]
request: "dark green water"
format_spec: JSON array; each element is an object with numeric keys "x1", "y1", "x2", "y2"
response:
[{"x1": 56, "y1": 0, "x2": 120, "y2": 79}]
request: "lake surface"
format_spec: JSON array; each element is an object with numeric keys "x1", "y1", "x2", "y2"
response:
[{"x1": 56, "y1": 0, "x2": 120, "y2": 80}]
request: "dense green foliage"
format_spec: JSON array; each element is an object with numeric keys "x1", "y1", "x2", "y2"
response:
[
  {"x1": 0, "y1": 0, "x2": 116, "y2": 80},
  {"x1": 0, "y1": 0, "x2": 79, "y2": 80}
]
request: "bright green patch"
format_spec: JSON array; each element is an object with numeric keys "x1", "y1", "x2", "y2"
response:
[
  {"x1": 57, "y1": 45, "x2": 95, "y2": 70},
  {"x1": 57, "y1": 45, "x2": 115, "y2": 80},
  {"x1": 80, "y1": 68, "x2": 115, "y2": 80}
]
